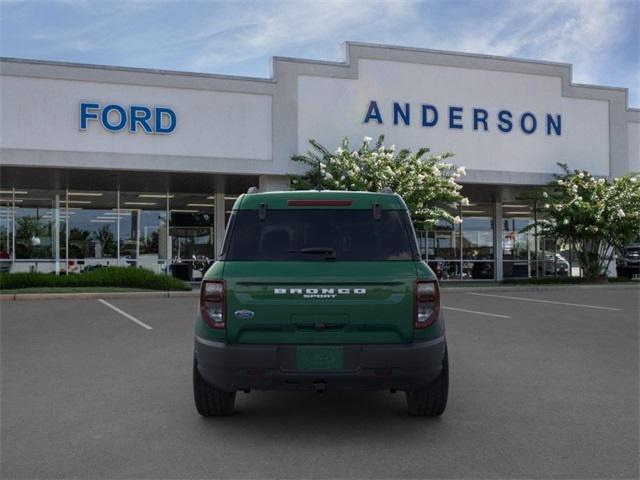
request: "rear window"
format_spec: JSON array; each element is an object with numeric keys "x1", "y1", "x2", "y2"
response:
[{"x1": 222, "y1": 209, "x2": 418, "y2": 261}]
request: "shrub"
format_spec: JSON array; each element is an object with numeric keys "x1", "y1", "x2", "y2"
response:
[
  {"x1": 0, "y1": 267, "x2": 191, "y2": 291},
  {"x1": 534, "y1": 164, "x2": 640, "y2": 280},
  {"x1": 290, "y1": 135, "x2": 467, "y2": 229}
]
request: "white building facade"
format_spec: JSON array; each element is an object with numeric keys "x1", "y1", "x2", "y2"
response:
[{"x1": 1, "y1": 42, "x2": 638, "y2": 280}]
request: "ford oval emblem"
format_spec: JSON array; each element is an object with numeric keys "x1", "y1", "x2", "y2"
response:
[{"x1": 234, "y1": 309, "x2": 255, "y2": 319}]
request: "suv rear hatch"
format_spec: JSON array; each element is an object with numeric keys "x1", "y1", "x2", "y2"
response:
[{"x1": 220, "y1": 197, "x2": 420, "y2": 344}]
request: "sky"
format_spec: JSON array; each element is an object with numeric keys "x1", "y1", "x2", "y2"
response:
[{"x1": 1, "y1": 0, "x2": 638, "y2": 106}]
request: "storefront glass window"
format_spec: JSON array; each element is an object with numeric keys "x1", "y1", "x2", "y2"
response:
[
  {"x1": 0, "y1": 188, "x2": 226, "y2": 277},
  {"x1": 66, "y1": 191, "x2": 117, "y2": 272},
  {"x1": 120, "y1": 192, "x2": 169, "y2": 274},
  {"x1": 225, "y1": 195, "x2": 239, "y2": 225},
  {"x1": 428, "y1": 227, "x2": 459, "y2": 260},
  {"x1": 502, "y1": 203, "x2": 535, "y2": 278},
  {"x1": 422, "y1": 203, "x2": 496, "y2": 280},
  {"x1": 426, "y1": 205, "x2": 460, "y2": 261},
  {"x1": 13, "y1": 189, "x2": 66, "y2": 273},
  {"x1": 462, "y1": 204, "x2": 494, "y2": 260},
  {"x1": 0, "y1": 193, "x2": 15, "y2": 272},
  {"x1": 430, "y1": 261, "x2": 463, "y2": 280},
  {"x1": 461, "y1": 204, "x2": 494, "y2": 280},
  {"x1": 169, "y1": 193, "x2": 215, "y2": 281}
]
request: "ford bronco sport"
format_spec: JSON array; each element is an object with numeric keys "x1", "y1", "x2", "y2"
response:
[{"x1": 193, "y1": 190, "x2": 448, "y2": 416}]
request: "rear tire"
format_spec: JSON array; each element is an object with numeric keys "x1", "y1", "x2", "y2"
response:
[
  {"x1": 193, "y1": 357, "x2": 236, "y2": 416},
  {"x1": 406, "y1": 347, "x2": 449, "y2": 417}
]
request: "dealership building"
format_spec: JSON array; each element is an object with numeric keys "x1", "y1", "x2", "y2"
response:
[{"x1": 1, "y1": 42, "x2": 638, "y2": 280}]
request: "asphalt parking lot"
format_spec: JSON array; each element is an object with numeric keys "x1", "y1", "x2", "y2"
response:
[{"x1": 1, "y1": 286, "x2": 638, "y2": 479}]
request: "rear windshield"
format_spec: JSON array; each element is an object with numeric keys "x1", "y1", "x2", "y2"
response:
[{"x1": 222, "y1": 209, "x2": 418, "y2": 261}]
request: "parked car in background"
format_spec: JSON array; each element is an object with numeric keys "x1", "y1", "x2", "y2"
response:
[
  {"x1": 0, "y1": 249, "x2": 10, "y2": 273},
  {"x1": 538, "y1": 252, "x2": 570, "y2": 277},
  {"x1": 617, "y1": 242, "x2": 640, "y2": 279}
]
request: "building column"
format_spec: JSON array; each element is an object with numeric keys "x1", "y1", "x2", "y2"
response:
[
  {"x1": 214, "y1": 192, "x2": 226, "y2": 260},
  {"x1": 54, "y1": 193, "x2": 60, "y2": 275},
  {"x1": 259, "y1": 174, "x2": 290, "y2": 192},
  {"x1": 495, "y1": 201, "x2": 503, "y2": 281}
]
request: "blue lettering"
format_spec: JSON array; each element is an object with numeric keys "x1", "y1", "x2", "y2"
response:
[
  {"x1": 80, "y1": 102, "x2": 99, "y2": 130},
  {"x1": 393, "y1": 102, "x2": 410, "y2": 126},
  {"x1": 449, "y1": 106, "x2": 463, "y2": 129},
  {"x1": 497, "y1": 110, "x2": 513, "y2": 132},
  {"x1": 520, "y1": 112, "x2": 537, "y2": 134},
  {"x1": 473, "y1": 108, "x2": 489, "y2": 131},
  {"x1": 546, "y1": 114, "x2": 561, "y2": 136},
  {"x1": 364, "y1": 100, "x2": 383, "y2": 124},
  {"x1": 130, "y1": 105, "x2": 153, "y2": 133},
  {"x1": 101, "y1": 104, "x2": 127, "y2": 132},
  {"x1": 155, "y1": 107, "x2": 176, "y2": 134},
  {"x1": 421, "y1": 104, "x2": 438, "y2": 127}
]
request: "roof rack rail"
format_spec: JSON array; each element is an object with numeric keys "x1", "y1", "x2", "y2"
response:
[
  {"x1": 247, "y1": 186, "x2": 259, "y2": 194},
  {"x1": 380, "y1": 186, "x2": 394, "y2": 194}
]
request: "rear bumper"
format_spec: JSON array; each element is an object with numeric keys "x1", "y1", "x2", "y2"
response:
[{"x1": 194, "y1": 336, "x2": 446, "y2": 392}]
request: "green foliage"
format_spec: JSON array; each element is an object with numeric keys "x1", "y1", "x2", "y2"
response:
[
  {"x1": 533, "y1": 163, "x2": 640, "y2": 280},
  {"x1": 15, "y1": 216, "x2": 51, "y2": 259},
  {"x1": 92, "y1": 225, "x2": 117, "y2": 257},
  {"x1": 0, "y1": 267, "x2": 191, "y2": 291},
  {"x1": 290, "y1": 135, "x2": 467, "y2": 228}
]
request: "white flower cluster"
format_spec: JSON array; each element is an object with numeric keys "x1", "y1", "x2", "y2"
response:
[
  {"x1": 537, "y1": 164, "x2": 640, "y2": 278},
  {"x1": 291, "y1": 135, "x2": 466, "y2": 227}
]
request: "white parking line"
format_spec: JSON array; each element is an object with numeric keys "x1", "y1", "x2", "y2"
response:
[
  {"x1": 466, "y1": 292, "x2": 621, "y2": 311},
  {"x1": 443, "y1": 306, "x2": 511, "y2": 319},
  {"x1": 97, "y1": 299, "x2": 153, "y2": 330}
]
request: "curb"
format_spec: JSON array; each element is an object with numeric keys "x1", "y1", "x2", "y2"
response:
[{"x1": 0, "y1": 290, "x2": 200, "y2": 301}]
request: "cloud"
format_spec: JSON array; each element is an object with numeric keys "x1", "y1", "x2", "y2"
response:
[
  {"x1": 1, "y1": 0, "x2": 635, "y2": 103},
  {"x1": 185, "y1": 0, "x2": 417, "y2": 72},
  {"x1": 391, "y1": 0, "x2": 628, "y2": 86}
]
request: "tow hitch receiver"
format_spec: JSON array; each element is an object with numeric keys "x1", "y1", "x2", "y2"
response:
[{"x1": 313, "y1": 381, "x2": 327, "y2": 393}]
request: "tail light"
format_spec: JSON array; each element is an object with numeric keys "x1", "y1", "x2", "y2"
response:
[
  {"x1": 200, "y1": 280, "x2": 226, "y2": 329},
  {"x1": 414, "y1": 280, "x2": 440, "y2": 329}
]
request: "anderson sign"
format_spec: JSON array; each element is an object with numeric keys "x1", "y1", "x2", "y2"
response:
[{"x1": 363, "y1": 100, "x2": 562, "y2": 136}]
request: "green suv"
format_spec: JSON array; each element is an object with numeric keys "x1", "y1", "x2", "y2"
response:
[{"x1": 193, "y1": 190, "x2": 448, "y2": 416}]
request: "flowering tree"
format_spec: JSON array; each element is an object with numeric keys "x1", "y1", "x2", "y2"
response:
[
  {"x1": 290, "y1": 135, "x2": 468, "y2": 229},
  {"x1": 537, "y1": 163, "x2": 640, "y2": 280}
]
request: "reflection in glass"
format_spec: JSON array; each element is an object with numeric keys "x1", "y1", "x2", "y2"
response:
[
  {"x1": 462, "y1": 204, "x2": 494, "y2": 260},
  {"x1": 427, "y1": 261, "x2": 462, "y2": 280},
  {"x1": 427, "y1": 205, "x2": 460, "y2": 260},
  {"x1": 13, "y1": 190, "x2": 66, "y2": 272},
  {"x1": 120, "y1": 193, "x2": 169, "y2": 273},
  {"x1": 225, "y1": 196, "x2": 239, "y2": 225},
  {"x1": 170, "y1": 194, "x2": 215, "y2": 259},
  {"x1": 0, "y1": 197, "x2": 14, "y2": 272},
  {"x1": 463, "y1": 261, "x2": 494, "y2": 279},
  {"x1": 428, "y1": 228, "x2": 459, "y2": 260},
  {"x1": 67, "y1": 191, "x2": 118, "y2": 272},
  {"x1": 502, "y1": 203, "x2": 535, "y2": 278},
  {"x1": 169, "y1": 194, "x2": 215, "y2": 281}
]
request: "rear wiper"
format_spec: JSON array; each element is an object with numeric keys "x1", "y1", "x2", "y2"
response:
[{"x1": 288, "y1": 247, "x2": 337, "y2": 260}]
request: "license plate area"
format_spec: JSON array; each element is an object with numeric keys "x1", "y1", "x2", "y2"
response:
[{"x1": 296, "y1": 346, "x2": 344, "y2": 371}]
